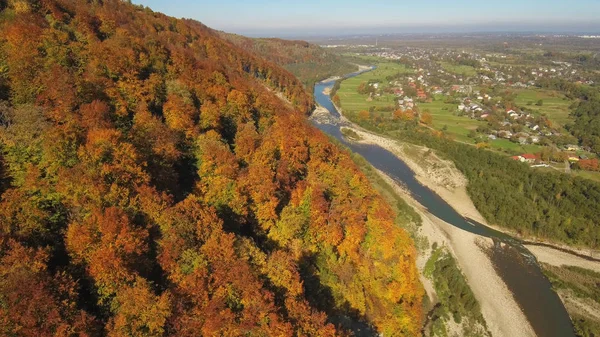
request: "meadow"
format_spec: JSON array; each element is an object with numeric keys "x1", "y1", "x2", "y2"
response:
[
  {"x1": 514, "y1": 89, "x2": 574, "y2": 127},
  {"x1": 487, "y1": 139, "x2": 544, "y2": 154},
  {"x1": 419, "y1": 95, "x2": 485, "y2": 143},
  {"x1": 337, "y1": 63, "x2": 544, "y2": 151},
  {"x1": 336, "y1": 62, "x2": 413, "y2": 114},
  {"x1": 440, "y1": 61, "x2": 478, "y2": 77}
]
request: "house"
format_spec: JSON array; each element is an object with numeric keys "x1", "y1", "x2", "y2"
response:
[
  {"x1": 499, "y1": 130, "x2": 513, "y2": 139},
  {"x1": 565, "y1": 144, "x2": 581, "y2": 151},
  {"x1": 568, "y1": 156, "x2": 580, "y2": 162},
  {"x1": 532, "y1": 125, "x2": 540, "y2": 131},
  {"x1": 521, "y1": 154, "x2": 537, "y2": 163},
  {"x1": 480, "y1": 113, "x2": 490, "y2": 119},
  {"x1": 488, "y1": 134, "x2": 497, "y2": 140},
  {"x1": 511, "y1": 154, "x2": 536, "y2": 163}
]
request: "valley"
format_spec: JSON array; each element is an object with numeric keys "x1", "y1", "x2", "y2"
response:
[
  {"x1": 1, "y1": 1, "x2": 599, "y2": 337},
  {"x1": 311, "y1": 44, "x2": 600, "y2": 336}
]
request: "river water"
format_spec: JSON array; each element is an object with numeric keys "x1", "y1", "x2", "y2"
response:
[{"x1": 311, "y1": 72, "x2": 575, "y2": 337}]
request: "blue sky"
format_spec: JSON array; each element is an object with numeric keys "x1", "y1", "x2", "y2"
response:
[{"x1": 132, "y1": 0, "x2": 600, "y2": 36}]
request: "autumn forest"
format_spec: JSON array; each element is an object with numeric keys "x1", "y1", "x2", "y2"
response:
[{"x1": 0, "y1": 1, "x2": 423, "y2": 336}]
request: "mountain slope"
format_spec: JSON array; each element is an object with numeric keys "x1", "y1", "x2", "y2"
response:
[
  {"x1": 222, "y1": 33, "x2": 358, "y2": 88},
  {"x1": 0, "y1": 1, "x2": 422, "y2": 336}
]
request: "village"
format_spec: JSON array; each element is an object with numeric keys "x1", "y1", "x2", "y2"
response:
[{"x1": 329, "y1": 44, "x2": 600, "y2": 178}]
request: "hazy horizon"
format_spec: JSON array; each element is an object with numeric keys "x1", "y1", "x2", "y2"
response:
[{"x1": 132, "y1": 0, "x2": 600, "y2": 38}]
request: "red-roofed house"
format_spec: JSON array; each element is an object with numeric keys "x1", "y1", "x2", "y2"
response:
[
  {"x1": 522, "y1": 154, "x2": 537, "y2": 163},
  {"x1": 512, "y1": 154, "x2": 537, "y2": 163}
]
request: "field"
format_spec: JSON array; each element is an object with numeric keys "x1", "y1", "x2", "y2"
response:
[
  {"x1": 337, "y1": 63, "x2": 546, "y2": 151},
  {"x1": 336, "y1": 62, "x2": 413, "y2": 113},
  {"x1": 440, "y1": 61, "x2": 477, "y2": 76},
  {"x1": 419, "y1": 96, "x2": 485, "y2": 143},
  {"x1": 487, "y1": 139, "x2": 544, "y2": 154},
  {"x1": 514, "y1": 89, "x2": 574, "y2": 127},
  {"x1": 572, "y1": 170, "x2": 600, "y2": 183},
  {"x1": 338, "y1": 64, "x2": 486, "y2": 143}
]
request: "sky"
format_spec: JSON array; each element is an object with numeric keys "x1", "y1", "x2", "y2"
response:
[{"x1": 131, "y1": 0, "x2": 600, "y2": 37}]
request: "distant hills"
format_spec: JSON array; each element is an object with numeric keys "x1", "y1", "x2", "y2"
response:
[{"x1": 221, "y1": 33, "x2": 358, "y2": 88}]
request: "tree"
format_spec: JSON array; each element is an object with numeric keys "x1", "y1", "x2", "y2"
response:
[
  {"x1": 332, "y1": 94, "x2": 341, "y2": 107},
  {"x1": 0, "y1": 1, "x2": 424, "y2": 334},
  {"x1": 107, "y1": 280, "x2": 171, "y2": 337},
  {"x1": 0, "y1": 241, "x2": 99, "y2": 336},
  {"x1": 420, "y1": 112, "x2": 433, "y2": 125},
  {"x1": 358, "y1": 110, "x2": 370, "y2": 120}
]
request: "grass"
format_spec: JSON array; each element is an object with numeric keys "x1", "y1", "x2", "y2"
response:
[
  {"x1": 337, "y1": 62, "x2": 414, "y2": 114},
  {"x1": 514, "y1": 89, "x2": 575, "y2": 127},
  {"x1": 572, "y1": 170, "x2": 600, "y2": 183},
  {"x1": 487, "y1": 60, "x2": 538, "y2": 68},
  {"x1": 440, "y1": 62, "x2": 477, "y2": 77},
  {"x1": 487, "y1": 139, "x2": 544, "y2": 154},
  {"x1": 337, "y1": 64, "x2": 544, "y2": 152},
  {"x1": 419, "y1": 95, "x2": 485, "y2": 143}
]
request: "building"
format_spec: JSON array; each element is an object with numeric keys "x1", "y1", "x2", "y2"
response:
[
  {"x1": 521, "y1": 154, "x2": 537, "y2": 163},
  {"x1": 511, "y1": 154, "x2": 537, "y2": 163}
]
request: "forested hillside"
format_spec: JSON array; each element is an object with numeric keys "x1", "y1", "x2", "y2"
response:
[
  {"x1": 0, "y1": 0, "x2": 423, "y2": 336},
  {"x1": 222, "y1": 34, "x2": 358, "y2": 88}
]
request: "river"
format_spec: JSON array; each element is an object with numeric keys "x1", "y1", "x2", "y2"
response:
[{"x1": 311, "y1": 71, "x2": 576, "y2": 337}]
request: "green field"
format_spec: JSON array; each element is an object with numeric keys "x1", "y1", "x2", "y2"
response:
[
  {"x1": 419, "y1": 96, "x2": 485, "y2": 143},
  {"x1": 572, "y1": 170, "x2": 600, "y2": 183},
  {"x1": 487, "y1": 139, "x2": 544, "y2": 154},
  {"x1": 487, "y1": 60, "x2": 537, "y2": 68},
  {"x1": 514, "y1": 89, "x2": 574, "y2": 127},
  {"x1": 440, "y1": 61, "x2": 477, "y2": 76},
  {"x1": 337, "y1": 62, "x2": 414, "y2": 114},
  {"x1": 337, "y1": 62, "x2": 550, "y2": 152}
]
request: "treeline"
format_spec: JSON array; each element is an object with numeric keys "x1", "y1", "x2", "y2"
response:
[
  {"x1": 222, "y1": 34, "x2": 357, "y2": 89},
  {"x1": 0, "y1": 1, "x2": 423, "y2": 336}
]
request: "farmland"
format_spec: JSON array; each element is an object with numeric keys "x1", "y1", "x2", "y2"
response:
[
  {"x1": 514, "y1": 89, "x2": 575, "y2": 127},
  {"x1": 440, "y1": 61, "x2": 478, "y2": 76},
  {"x1": 419, "y1": 95, "x2": 485, "y2": 143},
  {"x1": 336, "y1": 62, "x2": 413, "y2": 114},
  {"x1": 335, "y1": 61, "x2": 553, "y2": 153}
]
